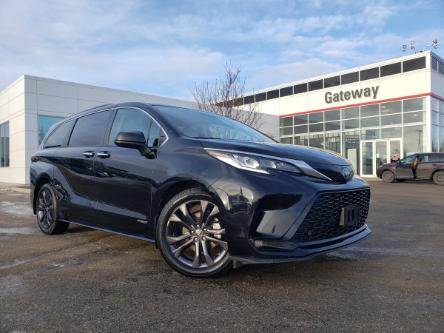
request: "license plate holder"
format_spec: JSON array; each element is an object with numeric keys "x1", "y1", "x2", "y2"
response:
[{"x1": 339, "y1": 205, "x2": 360, "y2": 226}]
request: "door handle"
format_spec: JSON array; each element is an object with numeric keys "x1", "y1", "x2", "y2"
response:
[
  {"x1": 82, "y1": 151, "x2": 95, "y2": 158},
  {"x1": 97, "y1": 151, "x2": 111, "y2": 159}
]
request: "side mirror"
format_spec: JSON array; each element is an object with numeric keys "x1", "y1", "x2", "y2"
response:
[{"x1": 114, "y1": 131, "x2": 156, "y2": 158}]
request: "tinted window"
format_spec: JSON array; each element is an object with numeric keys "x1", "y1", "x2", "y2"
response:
[
  {"x1": 360, "y1": 104, "x2": 379, "y2": 117},
  {"x1": 154, "y1": 106, "x2": 274, "y2": 143},
  {"x1": 381, "y1": 101, "x2": 402, "y2": 115},
  {"x1": 381, "y1": 62, "x2": 401, "y2": 77},
  {"x1": 69, "y1": 111, "x2": 111, "y2": 147},
  {"x1": 431, "y1": 57, "x2": 438, "y2": 71},
  {"x1": 267, "y1": 89, "x2": 279, "y2": 100},
  {"x1": 280, "y1": 117, "x2": 293, "y2": 127},
  {"x1": 324, "y1": 76, "x2": 340, "y2": 88},
  {"x1": 280, "y1": 86, "x2": 293, "y2": 97},
  {"x1": 233, "y1": 98, "x2": 243, "y2": 106},
  {"x1": 244, "y1": 95, "x2": 254, "y2": 104},
  {"x1": 308, "y1": 112, "x2": 323, "y2": 123},
  {"x1": 255, "y1": 92, "x2": 266, "y2": 102},
  {"x1": 0, "y1": 121, "x2": 9, "y2": 167},
  {"x1": 403, "y1": 57, "x2": 426, "y2": 72},
  {"x1": 108, "y1": 108, "x2": 152, "y2": 145},
  {"x1": 294, "y1": 83, "x2": 308, "y2": 94},
  {"x1": 341, "y1": 72, "x2": 359, "y2": 84},
  {"x1": 308, "y1": 80, "x2": 323, "y2": 91},
  {"x1": 293, "y1": 114, "x2": 307, "y2": 125},
  {"x1": 44, "y1": 120, "x2": 74, "y2": 148},
  {"x1": 360, "y1": 67, "x2": 379, "y2": 81},
  {"x1": 403, "y1": 98, "x2": 424, "y2": 112},
  {"x1": 325, "y1": 109, "x2": 340, "y2": 121}
]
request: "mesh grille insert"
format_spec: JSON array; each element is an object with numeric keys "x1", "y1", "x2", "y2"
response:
[{"x1": 293, "y1": 189, "x2": 370, "y2": 242}]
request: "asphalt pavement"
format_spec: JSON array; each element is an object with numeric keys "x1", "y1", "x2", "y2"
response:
[{"x1": 1, "y1": 180, "x2": 443, "y2": 332}]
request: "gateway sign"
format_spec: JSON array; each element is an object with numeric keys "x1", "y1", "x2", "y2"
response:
[{"x1": 325, "y1": 86, "x2": 379, "y2": 104}]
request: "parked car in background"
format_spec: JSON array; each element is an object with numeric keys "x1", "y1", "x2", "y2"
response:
[
  {"x1": 30, "y1": 102, "x2": 371, "y2": 277},
  {"x1": 377, "y1": 152, "x2": 444, "y2": 185}
]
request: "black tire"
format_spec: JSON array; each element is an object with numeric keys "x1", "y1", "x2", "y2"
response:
[
  {"x1": 156, "y1": 188, "x2": 232, "y2": 277},
  {"x1": 36, "y1": 184, "x2": 69, "y2": 234},
  {"x1": 381, "y1": 170, "x2": 395, "y2": 183},
  {"x1": 433, "y1": 171, "x2": 444, "y2": 186}
]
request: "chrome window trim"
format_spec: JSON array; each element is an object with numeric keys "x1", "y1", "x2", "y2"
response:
[{"x1": 204, "y1": 148, "x2": 332, "y2": 181}]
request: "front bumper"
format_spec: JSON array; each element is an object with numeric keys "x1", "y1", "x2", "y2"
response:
[
  {"x1": 231, "y1": 225, "x2": 370, "y2": 264},
  {"x1": 211, "y1": 169, "x2": 371, "y2": 263}
]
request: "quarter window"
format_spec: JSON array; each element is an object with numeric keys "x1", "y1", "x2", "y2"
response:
[
  {"x1": 108, "y1": 108, "x2": 152, "y2": 145},
  {"x1": 147, "y1": 122, "x2": 166, "y2": 148},
  {"x1": 44, "y1": 120, "x2": 74, "y2": 148},
  {"x1": 69, "y1": 111, "x2": 112, "y2": 147},
  {"x1": 38, "y1": 115, "x2": 64, "y2": 144}
]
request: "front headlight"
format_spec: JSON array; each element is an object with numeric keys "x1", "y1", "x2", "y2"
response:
[{"x1": 206, "y1": 149, "x2": 302, "y2": 174}]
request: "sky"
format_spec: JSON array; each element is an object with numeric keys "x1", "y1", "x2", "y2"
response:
[{"x1": 0, "y1": 0, "x2": 443, "y2": 100}]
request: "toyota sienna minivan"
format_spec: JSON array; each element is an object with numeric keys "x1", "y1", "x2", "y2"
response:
[{"x1": 31, "y1": 103, "x2": 371, "y2": 277}]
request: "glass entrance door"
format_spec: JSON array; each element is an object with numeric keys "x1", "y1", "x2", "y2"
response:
[{"x1": 360, "y1": 139, "x2": 402, "y2": 177}]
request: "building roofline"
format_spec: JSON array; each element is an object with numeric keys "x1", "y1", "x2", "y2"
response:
[
  {"x1": 249, "y1": 51, "x2": 435, "y2": 94},
  {"x1": 20, "y1": 74, "x2": 193, "y2": 105}
]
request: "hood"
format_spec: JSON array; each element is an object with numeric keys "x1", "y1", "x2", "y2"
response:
[{"x1": 199, "y1": 139, "x2": 354, "y2": 183}]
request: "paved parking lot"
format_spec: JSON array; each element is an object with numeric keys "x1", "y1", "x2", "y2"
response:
[{"x1": 1, "y1": 180, "x2": 443, "y2": 332}]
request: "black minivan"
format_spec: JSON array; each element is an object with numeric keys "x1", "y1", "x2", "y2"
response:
[{"x1": 31, "y1": 103, "x2": 371, "y2": 277}]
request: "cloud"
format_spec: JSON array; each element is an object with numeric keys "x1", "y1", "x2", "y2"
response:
[{"x1": 0, "y1": 0, "x2": 442, "y2": 99}]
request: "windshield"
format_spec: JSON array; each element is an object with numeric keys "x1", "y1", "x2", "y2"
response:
[{"x1": 154, "y1": 105, "x2": 275, "y2": 143}]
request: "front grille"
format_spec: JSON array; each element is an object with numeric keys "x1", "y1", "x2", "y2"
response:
[{"x1": 292, "y1": 189, "x2": 370, "y2": 242}]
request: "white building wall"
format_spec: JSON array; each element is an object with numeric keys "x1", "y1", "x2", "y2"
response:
[
  {"x1": 0, "y1": 76, "x2": 26, "y2": 184},
  {"x1": 0, "y1": 75, "x2": 198, "y2": 184}
]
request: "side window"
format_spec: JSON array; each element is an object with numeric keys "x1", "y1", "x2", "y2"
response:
[
  {"x1": 43, "y1": 120, "x2": 74, "y2": 148},
  {"x1": 147, "y1": 122, "x2": 166, "y2": 148},
  {"x1": 108, "y1": 108, "x2": 152, "y2": 145},
  {"x1": 421, "y1": 155, "x2": 430, "y2": 162},
  {"x1": 69, "y1": 111, "x2": 112, "y2": 147}
]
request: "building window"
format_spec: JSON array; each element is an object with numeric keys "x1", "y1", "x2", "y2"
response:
[
  {"x1": 0, "y1": 122, "x2": 9, "y2": 167},
  {"x1": 244, "y1": 95, "x2": 254, "y2": 104},
  {"x1": 403, "y1": 56, "x2": 426, "y2": 72},
  {"x1": 360, "y1": 104, "x2": 379, "y2": 117},
  {"x1": 294, "y1": 83, "x2": 308, "y2": 94},
  {"x1": 255, "y1": 92, "x2": 266, "y2": 102},
  {"x1": 280, "y1": 86, "x2": 293, "y2": 97},
  {"x1": 360, "y1": 67, "x2": 379, "y2": 81},
  {"x1": 403, "y1": 98, "x2": 424, "y2": 112},
  {"x1": 432, "y1": 57, "x2": 439, "y2": 71},
  {"x1": 342, "y1": 107, "x2": 359, "y2": 119},
  {"x1": 267, "y1": 89, "x2": 279, "y2": 100},
  {"x1": 38, "y1": 115, "x2": 65, "y2": 144},
  {"x1": 280, "y1": 116, "x2": 293, "y2": 127},
  {"x1": 404, "y1": 125, "x2": 426, "y2": 155},
  {"x1": 380, "y1": 62, "x2": 401, "y2": 77},
  {"x1": 381, "y1": 101, "x2": 402, "y2": 115},
  {"x1": 280, "y1": 137, "x2": 293, "y2": 144},
  {"x1": 308, "y1": 112, "x2": 323, "y2": 123},
  {"x1": 308, "y1": 80, "x2": 323, "y2": 91},
  {"x1": 324, "y1": 76, "x2": 340, "y2": 88},
  {"x1": 325, "y1": 109, "x2": 340, "y2": 121},
  {"x1": 341, "y1": 72, "x2": 359, "y2": 85},
  {"x1": 293, "y1": 114, "x2": 307, "y2": 125}
]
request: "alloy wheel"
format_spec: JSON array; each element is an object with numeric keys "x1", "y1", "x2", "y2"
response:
[
  {"x1": 165, "y1": 199, "x2": 228, "y2": 269},
  {"x1": 37, "y1": 187, "x2": 55, "y2": 230}
]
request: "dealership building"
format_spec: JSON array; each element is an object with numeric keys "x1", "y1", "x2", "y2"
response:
[
  {"x1": 239, "y1": 51, "x2": 444, "y2": 177},
  {"x1": 0, "y1": 51, "x2": 443, "y2": 184}
]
